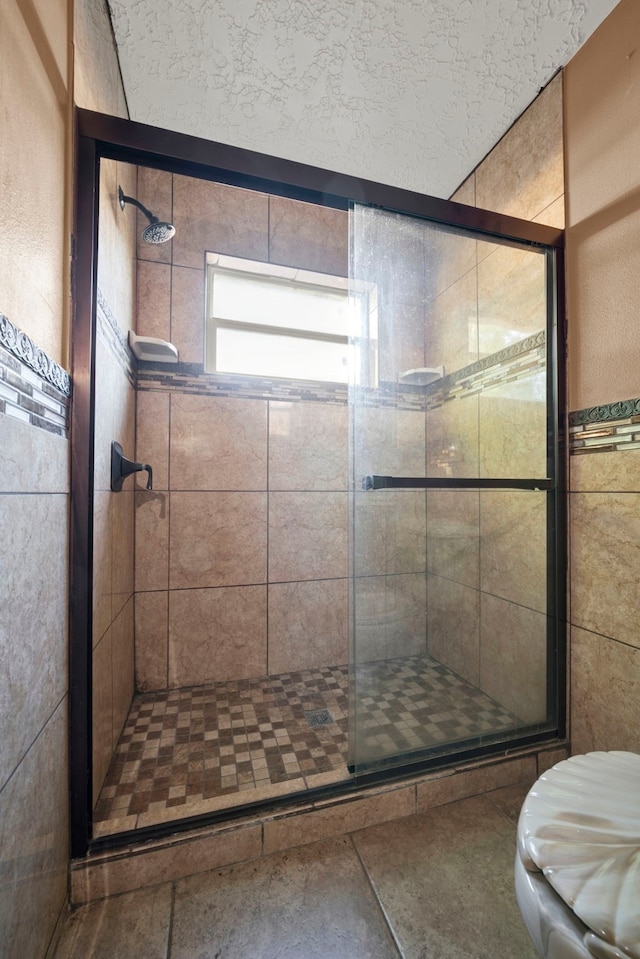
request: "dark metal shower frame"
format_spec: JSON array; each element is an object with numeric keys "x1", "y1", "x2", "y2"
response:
[{"x1": 71, "y1": 107, "x2": 566, "y2": 860}]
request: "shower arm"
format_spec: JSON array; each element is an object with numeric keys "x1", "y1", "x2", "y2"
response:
[{"x1": 118, "y1": 186, "x2": 158, "y2": 225}]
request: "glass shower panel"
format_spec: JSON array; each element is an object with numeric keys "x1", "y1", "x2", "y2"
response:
[{"x1": 349, "y1": 202, "x2": 554, "y2": 774}]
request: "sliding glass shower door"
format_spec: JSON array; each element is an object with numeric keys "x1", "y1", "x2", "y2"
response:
[{"x1": 348, "y1": 203, "x2": 560, "y2": 774}]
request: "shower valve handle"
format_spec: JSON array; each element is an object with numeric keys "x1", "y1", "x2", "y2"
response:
[{"x1": 111, "y1": 441, "x2": 153, "y2": 492}]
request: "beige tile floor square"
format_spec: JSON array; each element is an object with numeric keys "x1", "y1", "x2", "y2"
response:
[{"x1": 54, "y1": 786, "x2": 537, "y2": 959}]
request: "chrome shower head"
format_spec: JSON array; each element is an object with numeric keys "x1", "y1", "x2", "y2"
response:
[{"x1": 118, "y1": 186, "x2": 176, "y2": 245}]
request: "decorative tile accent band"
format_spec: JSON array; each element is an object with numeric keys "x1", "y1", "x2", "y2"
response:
[
  {"x1": 569, "y1": 399, "x2": 640, "y2": 455},
  {"x1": 0, "y1": 313, "x2": 71, "y2": 395},
  {"x1": 137, "y1": 364, "x2": 349, "y2": 405},
  {"x1": 428, "y1": 330, "x2": 546, "y2": 396},
  {"x1": 0, "y1": 341, "x2": 70, "y2": 437},
  {"x1": 96, "y1": 289, "x2": 136, "y2": 386}
]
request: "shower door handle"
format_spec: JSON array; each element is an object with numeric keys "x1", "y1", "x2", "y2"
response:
[{"x1": 362, "y1": 475, "x2": 552, "y2": 490}]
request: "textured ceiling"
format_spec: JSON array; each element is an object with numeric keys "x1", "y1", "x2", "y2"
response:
[{"x1": 107, "y1": 0, "x2": 620, "y2": 198}]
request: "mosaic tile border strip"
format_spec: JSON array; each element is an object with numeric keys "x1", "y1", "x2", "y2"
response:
[
  {"x1": 137, "y1": 364, "x2": 349, "y2": 405},
  {"x1": 570, "y1": 408, "x2": 640, "y2": 454},
  {"x1": 351, "y1": 331, "x2": 546, "y2": 412},
  {"x1": 0, "y1": 313, "x2": 71, "y2": 395},
  {"x1": 0, "y1": 341, "x2": 70, "y2": 437},
  {"x1": 96, "y1": 289, "x2": 136, "y2": 386}
]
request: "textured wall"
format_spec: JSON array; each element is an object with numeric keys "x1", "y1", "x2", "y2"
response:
[
  {"x1": 107, "y1": 0, "x2": 618, "y2": 199},
  {"x1": 0, "y1": 2, "x2": 71, "y2": 956},
  {"x1": 564, "y1": 0, "x2": 640, "y2": 755}
]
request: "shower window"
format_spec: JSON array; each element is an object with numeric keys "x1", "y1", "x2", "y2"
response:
[{"x1": 205, "y1": 253, "x2": 350, "y2": 382}]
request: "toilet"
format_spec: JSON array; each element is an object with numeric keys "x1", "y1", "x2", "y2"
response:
[{"x1": 515, "y1": 751, "x2": 640, "y2": 959}]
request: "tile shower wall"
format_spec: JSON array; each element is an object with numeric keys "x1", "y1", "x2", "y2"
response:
[
  {"x1": 424, "y1": 72, "x2": 564, "y2": 725},
  {"x1": 134, "y1": 181, "x2": 350, "y2": 690},
  {"x1": 92, "y1": 158, "x2": 138, "y2": 800},
  {"x1": 564, "y1": 0, "x2": 640, "y2": 756}
]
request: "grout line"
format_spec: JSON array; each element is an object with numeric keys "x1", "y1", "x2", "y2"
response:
[
  {"x1": 350, "y1": 834, "x2": 407, "y2": 959},
  {"x1": 0, "y1": 692, "x2": 67, "y2": 799},
  {"x1": 165, "y1": 881, "x2": 177, "y2": 959}
]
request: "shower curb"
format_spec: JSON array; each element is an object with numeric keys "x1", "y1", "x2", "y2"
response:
[{"x1": 69, "y1": 741, "x2": 568, "y2": 905}]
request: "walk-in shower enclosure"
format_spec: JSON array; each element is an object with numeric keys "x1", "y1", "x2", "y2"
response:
[{"x1": 71, "y1": 110, "x2": 565, "y2": 858}]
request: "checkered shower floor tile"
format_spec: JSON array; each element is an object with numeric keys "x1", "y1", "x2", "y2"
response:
[{"x1": 93, "y1": 656, "x2": 518, "y2": 826}]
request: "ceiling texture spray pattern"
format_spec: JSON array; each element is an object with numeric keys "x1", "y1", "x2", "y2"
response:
[{"x1": 107, "y1": 0, "x2": 619, "y2": 197}]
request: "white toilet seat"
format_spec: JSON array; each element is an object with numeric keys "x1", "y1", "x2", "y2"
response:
[{"x1": 516, "y1": 751, "x2": 640, "y2": 959}]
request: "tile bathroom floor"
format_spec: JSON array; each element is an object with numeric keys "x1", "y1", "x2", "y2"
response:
[
  {"x1": 55, "y1": 786, "x2": 538, "y2": 959},
  {"x1": 94, "y1": 655, "x2": 519, "y2": 834}
]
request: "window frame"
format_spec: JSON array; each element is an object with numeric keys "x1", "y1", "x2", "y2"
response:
[{"x1": 205, "y1": 254, "x2": 351, "y2": 383}]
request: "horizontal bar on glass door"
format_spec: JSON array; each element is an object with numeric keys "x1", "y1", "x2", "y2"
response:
[{"x1": 362, "y1": 475, "x2": 553, "y2": 491}]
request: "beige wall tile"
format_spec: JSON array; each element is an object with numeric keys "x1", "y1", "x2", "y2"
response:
[
  {"x1": 426, "y1": 395, "x2": 479, "y2": 478},
  {"x1": 352, "y1": 493, "x2": 387, "y2": 577},
  {"x1": 135, "y1": 167, "x2": 174, "y2": 265},
  {"x1": 570, "y1": 625, "x2": 640, "y2": 755},
  {"x1": 426, "y1": 490, "x2": 479, "y2": 588},
  {"x1": 478, "y1": 244, "x2": 546, "y2": 351},
  {"x1": 269, "y1": 492, "x2": 348, "y2": 582},
  {"x1": 268, "y1": 579, "x2": 348, "y2": 673},
  {"x1": 268, "y1": 196, "x2": 348, "y2": 276},
  {"x1": 93, "y1": 335, "x2": 116, "y2": 492},
  {"x1": 385, "y1": 490, "x2": 427, "y2": 574},
  {"x1": 0, "y1": 701, "x2": 68, "y2": 959},
  {"x1": 428, "y1": 221, "x2": 477, "y2": 300},
  {"x1": 170, "y1": 394, "x2": 267, "y2": 491},
  {"x1": 112, "y1": 488, "x2": 135, "y2": 617},
  {"x1": 354, "y1": 574, "x2": 427, "y2": 663},
  {"x1": 112, "y1": 599, "x2": 135, "y2": 745},
  {"x1": 479, "y1": 381, "x2": 547, "y2": 480},
  {"x1": 426, "y1": 575, "x2": 479, "y2": 685},
  {"x1": 136, "y1": 260, "x2": 171, "y2": 342},
  {"x1": 533, "y1": 195, "x2": 565, "y2": 229},
  {"x1": 168, "y1": 586, "x2": 267, "y2": 686},
  {"x1": 171, "y1": 266, "x2": 205, "y2": 364},
  {"x1": 268, "y1": 401, "x2": 347, "y2": 491},
  {"x1": 0, "y1": 415, "x2": 68, "y2": 494},
  {"x1": 571, "y1": 491, "x2": 640, "y2": 647},
  {"x1": 0, "y1": 494, "x2": 68, "y2": 788},
  {"x1": 135, "y1": 491, "x2": 169, "y2": 592},
  {"x1": 135, "y1": 591, "x2": 169, "y2": 692},
  {"x1": 93, "y1": 490, "x2": 112, "y2": 644},
  {"x1": 378, "y1": 302, "x2": 427, "y2": 384},
  {"x1": 136, "y1": 391, "x2": 170, "y2": 491},
  {"x1": 92, "y1": 630, "x2": 113, "y2": 801},
  {"x1": 476, "y1": 73, "x2": 563, "y2": 222},
  {"x1": 479, "y1": 594, "x2": 547, "y2": 723},
  {"x1": 416, "y1": 755, "x2": 537, "y2": 812},
  {"x1": 172, "y1": 176, "x2": 268, "y2": 268},
  {"x1": 450, "y1": 173, "x2": 475, "y2": 206},
  {"x1": 570, "y1": 447, "x2": 640, "y2": 493},
  {"x1": 98, "y1": 159, "x2": 137, "y2": 338},
  {"x1": 263, "y1": 787, "x2": 415, "y2": 855},
  {"x1": 71, "y1": 824, "x2": 262, "y2": 903},
  {"x1": 355, "y1": 406, "x2": 425, "y2": 478},
  {"x1": 426, "y1": 269, "x2": 478, "y2": 374},
  {"x1": 170, "y1": 492, "x2": 267, "y2": 588},
  {"x1": 479, "y1": 490, "x2": 546, "y2": 613}
]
